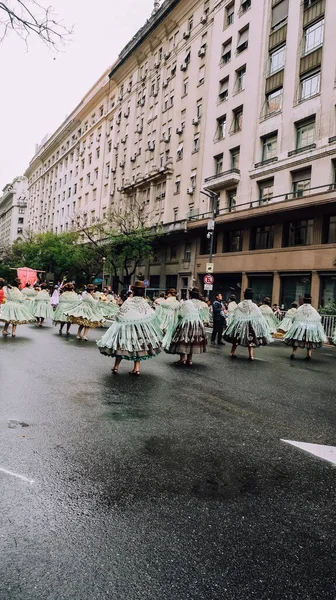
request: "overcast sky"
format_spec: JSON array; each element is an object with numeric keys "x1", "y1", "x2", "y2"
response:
[{"x1": 0, "y1": 0, "x2": 154, "y2": 190}]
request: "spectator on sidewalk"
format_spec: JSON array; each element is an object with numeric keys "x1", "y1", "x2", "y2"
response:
[{"x1": 211, "y1": 293, "x2": 226, "y2": 345}]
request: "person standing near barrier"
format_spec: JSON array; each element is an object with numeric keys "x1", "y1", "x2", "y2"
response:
[{"x1": 211, "y1": 293, "x2": 226, "y2": 345}]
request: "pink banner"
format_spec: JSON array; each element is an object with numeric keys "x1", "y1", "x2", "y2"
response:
[{"x1": 17, "y1": 267, "x2": 38, "y2": 289}]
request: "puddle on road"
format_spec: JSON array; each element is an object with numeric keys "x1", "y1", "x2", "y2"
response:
[{"x1": 104, "y1": 406, "x2": 149, "y2": 421}]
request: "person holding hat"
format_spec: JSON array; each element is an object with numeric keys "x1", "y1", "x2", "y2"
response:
[
  {"x1": 277, "y1": 302, "x2": 298, "y2": 334},
  {"x1": 97, "y1": 280, "x2": 162, "y2": 375},
  {"x1": 156, "y1": 288, "x2": 180, "y2": 346},
  {"x1": 65, "y1": 283, "x2": 105, "y2": 340},
  {"x1": 0, "y1": 277, "x2": 35, "y2": 337},
  {"x1": 224, "y1": 288, "x2": 273, "y2": 360},
  {"x1": 164, "y1": 287, "x2": 207, "y2": 365},
  {"x1": 32, "y1": 282, "x2": 53, "y2": 327},
  {"x1": 283, "y1": 293, "x2": 327, "y2": 360},
  {"x1": 53, "y1": 282, "x2": 79, "y2": 336},
  {"x1": 226, "y1": 294, "x2": 238, "y2": 327},
  {"x1": 259, "y1": 297, "x2": 279, "y2": 334}
]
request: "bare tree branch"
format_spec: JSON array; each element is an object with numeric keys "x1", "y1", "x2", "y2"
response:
[{"x1": 0, "y1": 0, "x2": 73, "y2": 50}]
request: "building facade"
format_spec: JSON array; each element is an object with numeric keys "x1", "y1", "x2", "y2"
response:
[
  {"x1": 24, "y1": 0, "x2": 336, "y2": 307},
  {"x1": 0, "y1": 176, "x2": 28, "y2": 256}
]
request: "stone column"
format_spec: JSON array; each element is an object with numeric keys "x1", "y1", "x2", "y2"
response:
[
  {"x1": 272, "y1": 271, "x2": 281, "y2": 305},
  {"x1": 311, "y1": 270, "x2": 320, "y2": 308},
  {"x1": 241, "y1": 272, "x2": 248, "y2": 300}
]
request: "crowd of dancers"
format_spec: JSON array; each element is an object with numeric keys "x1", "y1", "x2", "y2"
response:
[{"x1": 0, "y1": 275, "x2": 335, "y2": 375}]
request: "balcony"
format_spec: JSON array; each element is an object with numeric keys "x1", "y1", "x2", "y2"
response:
[
  {"x1": 288, "y1": 143, "x2": 316, "y2": 157},
  {"x1": 204, "y1": 169, "x2": 241, "y2": 191}
]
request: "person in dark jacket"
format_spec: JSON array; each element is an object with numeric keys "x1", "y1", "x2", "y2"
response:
[{"x1": 211, "y1": 293, "x2": 226, "y2": 345}]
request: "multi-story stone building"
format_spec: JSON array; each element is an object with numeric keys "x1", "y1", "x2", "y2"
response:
[
  {"x1": 0, "y1": 176, "x2": 28, "y2": 256},
  {"x1": 25, "y1": 0, "x2": 336, "y2": 307}
]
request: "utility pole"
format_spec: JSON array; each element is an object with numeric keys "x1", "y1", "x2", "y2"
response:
[{"x1": 200, "y1": 189, "x2": 219, "y2": 297}]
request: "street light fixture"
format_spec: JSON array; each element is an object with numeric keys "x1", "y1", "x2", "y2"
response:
[{"x1": 102, "y1": 256, "x2": 106, "y2": 289}]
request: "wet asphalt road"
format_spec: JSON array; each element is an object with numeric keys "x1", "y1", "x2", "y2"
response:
[{"x1": 0, "y1": 322, "x2": 335, "y2": 600}]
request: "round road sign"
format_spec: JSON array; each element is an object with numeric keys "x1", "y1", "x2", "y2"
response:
[{"x1": 203, "y1": 274, "x2": 214, "y2": 285}]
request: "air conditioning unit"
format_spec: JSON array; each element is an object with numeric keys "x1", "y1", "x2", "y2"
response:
[
  {"x1": 117, "y1": 94, "x2": 123, "y2": 101},
  {"x1": 136, "y1": 125, "x2": 143, "y2": 133},
  {"x1": 162, "y1": 79, "x2": 169, "y2": 88},
  {"x1": 111, "y1": 167, "x2": 116, "y2": 173},
  {"x1": 121, "y1": 137, "x2": 127, "y2": 144},
  {"x1": 180, "y1": 62, "x2": 187, "y2": 72},
  {"x1": 119, "y1": 161, "x2": 125, "y2": 168},
  {"x1": 154, "y1": 60, "x2": 160, "y2": 69},
  {"x1": 187, "y1": 187, "x2": 194, "y2": 195},
  {"x1": 114, "y1": 143, "x2": 119, "y2": 150},
  {"x1": 200, "y1": 13, "x2": 208, "y2": 24},
  {"x1": 148, "y1": 141, "x2": 155, "y2": 151},
  {"x1": 164, "y1": 51, "x2": 171, "y2": 60},
  {"x1": 183, "y1": 31, "x2": 190, "y2": 40},
  {"x1": 198, "y1": 47, "x2": 206, "y2": 57},
  {"x1": 126, "y1": 86, "x2": 131, "y2": 93},
  {"x1": 117, "y1": 186, "x2": 122, "y2": 192},
  {"x1": 141, "y1": 74, "x2": 146, "y2": 82},
  {"x1": 176, "y1": 126, "x2": 183, "y2": 134},
  {"x1": 162, "y1": 133, "x2": 170, "y2": 143},
  {"x1": 140, "y1": 98, "x2": 145, "y2": 106},
  {"x1": 116, "y1": 118, "x2": 121, "y2": 125},
  {"x1": 124, "y1": 110, "x2": 129, "y2": 118},
  {"x1": 192, "y1": 118, "x2": 199, "y2": 126},
  {"x1": 106, "y1": 131, "x2": 110, "y2": 137},
  {"x1": 130, "y1": 155, "x2": 136, "y2": 162},
  {"x1": 171, "y1": 65, "x2": 177, "y2": 76}
]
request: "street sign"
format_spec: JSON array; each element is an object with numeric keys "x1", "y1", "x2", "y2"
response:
[
  {"x1": 203, "y1": 274, "x2": 214, "y2": 285},
  {"x1": 206, "y1": 263, "x2": 214, "y2": 273},
  {"x1": 207, "y1": 219, "x2": 215, "y2": 231},
  {"x1": 144, "y1": 279, "x2": 150, "y2": 287},
  {"x1": 204, "y1": 283, "x2": 213, "y2": 291}
]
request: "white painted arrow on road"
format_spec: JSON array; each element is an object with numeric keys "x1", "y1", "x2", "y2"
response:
[{"x1": 281, "y1": 440, "x2": 336, "y2": 466}]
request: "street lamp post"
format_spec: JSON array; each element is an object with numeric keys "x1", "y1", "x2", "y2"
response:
[
  {"x1": 200, "y1": 189, "x2": 219, "y2": 296},
  {"x1": 102, "y1": 257, "x2": 106, "y2": 289}
]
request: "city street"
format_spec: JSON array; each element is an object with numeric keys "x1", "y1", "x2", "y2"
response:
[{"x1": 0, "y1": 323, "x2": 335, "y2": 600}]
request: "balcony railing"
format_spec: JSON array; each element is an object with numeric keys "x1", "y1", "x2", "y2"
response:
[
  {"x1": 187, "y1": 183, "x2": 336, "y2": 223},
  {"x1": 204, "y1": 169, "x2": 241, "y2": 190},
  {"x1": 288, "y1": 143, "x2": 316, "y2": 157}
]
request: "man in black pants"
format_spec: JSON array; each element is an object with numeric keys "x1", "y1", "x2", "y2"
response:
[{"x1": 211, "y1": 293, "x2": 226, "y2": 345}]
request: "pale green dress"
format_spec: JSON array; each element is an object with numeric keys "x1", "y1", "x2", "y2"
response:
[
  {"x1": 0, "y1": 287, "x2": 35, "y2": 324},
  {"x1": 33, "y1": 290, "x2": 53, "y2": 319},
  {"x1": 53, "y1": 291, "x2": 80, "y2": 325}
]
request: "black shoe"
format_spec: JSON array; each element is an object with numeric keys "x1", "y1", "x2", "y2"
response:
[
  {"x1": 290, "y1": 354, "x2": 295, "y2": 360},
  {"x1": 304, "y1": 356, "x2": 312, "y2": 361}
]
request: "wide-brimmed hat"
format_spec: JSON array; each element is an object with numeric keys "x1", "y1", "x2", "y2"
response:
[
  {"x1": 244, "y1": 288, "x2": 253, "y2": 299},
  {"x1": 132, "y1": 280, "x2": 146, "y2": 289},
  {"x1": 263, "y1": 297, "x2": 271, "y2": 303},
  {"x1": 229, "y1": 294, "x2": 236, "y2": 300},
  {"x1": 303, "y1": 293, "x2": 312, "y2": 302}
]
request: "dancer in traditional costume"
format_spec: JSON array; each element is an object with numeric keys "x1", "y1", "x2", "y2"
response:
[
  {"x1": 0, "y1": 277, "x2": 35, "y2": 337},
  {"x1": 53, "y1": 283, "x2": 79, "y2": 336},
  {"x1": 33, "y1": 283, "x2": 53, "y2": 326},
  {"x1": 332, "y1": 328, "x2": 336, "y2": 346},
  {"x1": 277, "y1": 302, "x2": 298, "y2": 334},
  {"x1": 156, "y1": 288, "x2": 180, "y2": 347},
  {"x1": 97, "y1": 293, "x2": 119, "y2": 320},
  {"x1": 259, "y1": 297, "x2": 279, "y2": 334},
  {"x1": 224, "y1": 288, "x2": 273, "y2": 360},
  {"x1": 164, "y1": 287, "x2": 207, "y2": 366},
  {"x1": 0, "y1": 278, "x2": 5, "y2": 305},
  {"x1": 50, "y1": 286, "x2": 60, "y2": 310},
  {"x1": 21, "y1": 283, "x2": 37, "y2": 302},
  {"x1": 65, "y1": 283, "x2": 105, "y2": 340},
  {"x1": 154, "y1": 292, "x2": 166, "y2": 306},
  {"x1": 226, "y1": 294, "x2": 238, "y2": 327},
  {"x1": 198, "y1": 296, "x2": 211, "y2": 324},
  {"x1": 283, "y1": 294, "x2": 327, "y2": 360},
  {"x1": 97, "y1": 280, "x2": 162, "y2": 375}
]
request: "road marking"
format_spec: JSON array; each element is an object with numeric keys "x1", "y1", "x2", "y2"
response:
[
  {"x1": 0, "y1": 467, "x2": 34, "y2": 484},
  {"x1": 281, "y1": 440, "x2": 336, "y2": 466}
]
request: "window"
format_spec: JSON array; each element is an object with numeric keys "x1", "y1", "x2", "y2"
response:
[
  {"x1": 230, "y1": 147, "x2": 240, "y2": 169},
  {"x1": 197, "y1": 99, "x2": 203, "y2": 118},
  {"x1": 199, "y1": 65, "x2": 205, "y2": 85},
  {"x1": 232, "y1": 106, "x2": 243, "y2": 132},
  {"x1": 217, "y1": 115, "x2": 227, "y2": 140},
  {"x1": 18, "y1": 208, "x2": 25, "y2": 214},
  {"x1": 269, "y1": 46, "x2": 285, "y2": 75},
  {"x1": 214, "y1": 153, "x2": 224, "y2": 175},
  {"x1": 250, "y1": 225, "x2": 274, "y2": 250},
  {"x1": 221, "y1": 39, "x2": 232, "y2": 64},
  {"x1": 86, "y1": 173, "x2": 90, "y2": 184},
  {"x1": 225, "y1": 2, "x2": 234, "y2": 27},
  {"x1": 266, "y1": 88, "x2": 283, "y2": 116},
  {"x1": 68, "y1": 187, "x2": 71, "y2": 198},
  {"x1": 284, "y1": 219, "x2": 313, "y2": 247},
  {"x1": 184, "y1": 244, "x2": 191, "y2": 260},
  {"x1": 235, "y1": 66, "x2": 246, "y2": 92},
  {"x1": 237, "y1": 26, "x2": 249, "y2": 53},
  {"x1": 300, "y1": 71, "x2": 320, "y2": 100},
  {"x1": 224, "y1": 230, "x2": 243, "y2": 252},
  {"x1": 262, "y1": 134, "x2": 277, "y2": 161},
  {"x1": 193, "y1": 134, "x2": 200, "y2": 152},
  {"x1": 271, "y1": 0, "x2": 288, "y2": 30},
  {"x1": 323, "y1": 215, "x2": 336, "y2": 244},
  {"x1": 17, "y1": 228, "x2": 23, "y2": 234},
  {"x1": 200, "y1": 234, "x2": 217, "y2": 255},
  {"x1": 292, "y1": 168, "x2": 311, "y2": 197},
  {"x1": 177, "y1": 143, "x2": 184, "y2": 160},
  {"x1": 88, "y1": 153, "x2": 92, "y2": 165},
  {"x1": 188, "y1": 15, "x2": 193, "y2": 31},
  {"x1": 170, "y1": 245, "x2": 177, "y2": 260},
  {"x1": 258, "y1": 178, "x2": 274, "y2": 203},
  {"x1": 94, "y1": 168, "x2": 99, "y2": 180},
  {"x1": 296, "y1": 119, "x2": 315, "y2": 149},
  {"x1": 175, "y1": 178, "x2": 181, "y2": 194},
  {"x1": 227, "y1": 188, "x2": 237, "y2": 212},
  {"x1": 183, "y1": 78, "x2": 189, "y2": 95},
  {"x1": 304, "y1": 19, "x2": 324, "y2": 55},
  {"x1": 219, "y1": 77, "x2": 229, "y2": 102},
  {"x1": 240, "y1": 0, "x2": 251, "y2": 13},
  {"x1": 173, "y1": 208, "x2": 178, "y2": 222},
  {"x1": 108, "y1": 140, "x2": 112, "y2": 153},
  {"x1": 96, "y1": 147, "x2": 100, "y2": 159},
  {"x1": 18, "y1": 217, "x2": 24, "y2": 224}
]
